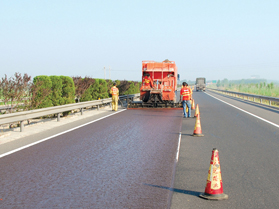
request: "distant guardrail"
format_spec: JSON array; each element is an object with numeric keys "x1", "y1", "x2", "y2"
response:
[
  {"x1": 0, "y1": 94, "x2": 139, "y2": 132},
  {"x1": 207, "y1": 88, "x2": 279, "y2": 106}
]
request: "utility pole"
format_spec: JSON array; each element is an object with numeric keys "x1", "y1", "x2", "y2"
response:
[
  {"x1": 109, "y1": 66, "x2": 111, "y2": 80},
  {"x1": 104, "y1": 67, "x2": 106, "y2": 79}
]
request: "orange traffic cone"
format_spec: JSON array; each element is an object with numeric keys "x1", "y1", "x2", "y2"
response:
[
  {"x1": 192, "y1": 114, "x2": 204, "y2": 136},
  {"x1": 199, "y1": 148, "x2": 228, "y2": 200},
  {"x1": 194, "y1": 104, "x2": 200, "y2": 117},
  {"x1": 191, "y1": 99, "x2": 195, "y2": 110}
]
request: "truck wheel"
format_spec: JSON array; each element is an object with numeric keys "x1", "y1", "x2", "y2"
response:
[{"x1": 142, "y1": 91, "x2": 150, "y2": 102}]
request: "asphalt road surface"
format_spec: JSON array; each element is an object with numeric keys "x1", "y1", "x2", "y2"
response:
[
  {"x1": 171, "y1": 90, "x2": 279, "y2": 209},
  {"x1": 1, "y1": 90, "x2": 279, "y2": 208},
  {"x1": 0, "y1": 109, "x2": 182, "y2": 208}
]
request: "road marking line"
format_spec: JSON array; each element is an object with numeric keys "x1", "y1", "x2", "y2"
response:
[
  {"x1": 176, "y1": 132, "x2": 182, "y2": 162},
  {"x1": 0, "y1": 109, "x2": 127, "y2": 158},
  {"x1": 205, "y1": 92, "x2": 279, "y2": 128}
]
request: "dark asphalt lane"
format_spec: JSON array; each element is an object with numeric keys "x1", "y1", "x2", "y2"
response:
[
  {"x1": 171, "y1": 91, "x2": 279, "y2": 209},
  {"x1": 0, "y1": 108, "x2": 126, "y2": 156},
  {"x1": 0, "y1": 109, "x2": 182, "y2": 208}
]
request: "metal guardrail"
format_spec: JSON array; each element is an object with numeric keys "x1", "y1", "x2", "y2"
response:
[
  {"x1": 0, "y1": 94, "x2": 139, "y2": 132},
  {"x1": 207, "y1": 88, "x2": 279, "y2": 106},
  {"x1": 0, "y1": 106, "x2": 12, "y2": 113}
]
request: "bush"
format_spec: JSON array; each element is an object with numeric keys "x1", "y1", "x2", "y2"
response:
[
  {"x1": 49, "y1": 76, "x2": 63, "y2": 106},
  {"x1": 80, "y1": 86, "x2": 93, "y2": 102},
  {"x1": 60, "y1": 76, "x2": 75, "y2": 105},
  {"x1": 118, "y1": 80, "x2": 130, "y2": 95},
  {"x1": 0, "y1": 73, "x2": 32, "y2": 112},
  {"x1": 72, "y1": 76, "x2": 95, "y2": 102},
  {"x1": 117, "y1": 81, "x2": 140, "y2": 95},
  {"x1": 32, "y1": 76, "x2": 53, "y2": 109},
  {"x1": 99, "y1": 79, "x2": 109, "y2": 99}
]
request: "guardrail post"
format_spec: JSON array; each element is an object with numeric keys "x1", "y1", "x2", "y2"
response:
[
  {"x1": 109, "y1": 102, "x2": 111, "y2": 107},
  {"x1": 81, "y1": 108, "x2": 83, "y2": 115},
  {"x1": 57, "y1": 113, "x2": 60, "y2": 122},
  {"x1": 97, "y1": 105, "x2": 99, "y2": 111},
  {"x1": 20, "y1": 121, "x2": 24, "y2": 132},
  {"x1": 269, "y1": 100, "x2": 271, "y2": 106},
  {"x1": 253, "y1": 97, "x2": 255, "y2": 102},
  {"x1": 126, "y1": 95, "x2": 129, "y2": 105},
  {"x1": 260, "y1": 99, "x2": 262, "y2": 104}
]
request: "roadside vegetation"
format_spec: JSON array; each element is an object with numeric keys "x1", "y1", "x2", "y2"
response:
[
  {"x1": 207, "y1": 78, "x2": 279, "y2": 107},
  {"x1": 0, "y1": 73, "x2": 141, "y2": 114},
  {"x1": 208, "y1": 78, "x2": 279, "y2": 98}
]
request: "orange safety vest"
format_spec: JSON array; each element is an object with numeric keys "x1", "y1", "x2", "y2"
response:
[
  {"x1": 180, "y1": 87, "x2": 192, "y2": 100},
  {"x1": 110, "y1": 86, "x2": 119, "y2": 96},
  {"x1": 144, "y1": 76, "x2": 153, "y2": 87}
]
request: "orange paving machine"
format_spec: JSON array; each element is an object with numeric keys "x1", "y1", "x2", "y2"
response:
[{"x1": 128, "y1": 60, "x2": 182, "y2": 108}]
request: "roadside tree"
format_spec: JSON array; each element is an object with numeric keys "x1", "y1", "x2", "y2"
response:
[{"x1": 0, "y1": 73, "x2": 32, "y2": 112}]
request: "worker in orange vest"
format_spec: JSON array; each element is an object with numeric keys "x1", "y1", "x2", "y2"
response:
[
  {"x1": 180, "y1": 82, "x2": 192, "y2": 118},
  {"x1": 143, "y1": 74, "x2": 153, "y2": 88},
  {"x1": 110, "y1": 83, "x2": 119, "y2": 111}
]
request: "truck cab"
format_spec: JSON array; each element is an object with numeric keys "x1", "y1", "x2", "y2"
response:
[{"x1": 196, "y1": 77, "x2": 206, "y2": 91}]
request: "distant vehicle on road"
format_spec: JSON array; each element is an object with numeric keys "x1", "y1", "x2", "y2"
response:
[{"x1": 196, "y1": 77, "x2": 206, "y2": 91}]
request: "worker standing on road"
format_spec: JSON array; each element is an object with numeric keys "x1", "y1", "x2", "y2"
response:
[
  {"x1": 110, "y1": 83, "x2": 119, "y2": 111},
  {"x1": 143, "y1": 74, "x2": 153, "y2": 88},
  {"x1": 180, "y1": 82, "x2": 192, "y2": 118}
]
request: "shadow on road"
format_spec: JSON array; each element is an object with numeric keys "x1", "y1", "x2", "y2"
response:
[{"x1": 144, "y1": 183, "x2": 200, "y2": 197}]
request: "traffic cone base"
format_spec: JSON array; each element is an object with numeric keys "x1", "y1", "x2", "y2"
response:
[
  {"x1": 199, "y1": 192, "x2": 228, "y2": 200},
  {"x1": 199, "y1": 148, "x2": 228, "y2": 201},
  {"x1": 192, "y1": 133, "x2": 204, "y2": 137}
]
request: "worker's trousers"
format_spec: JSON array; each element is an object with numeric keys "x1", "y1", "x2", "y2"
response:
[
  {"x1": 112, "y1": 96, "x2": 118, "y2": 111},
  {"x1": 182, "y1": 100, "x2": 191, "y2": 117}
]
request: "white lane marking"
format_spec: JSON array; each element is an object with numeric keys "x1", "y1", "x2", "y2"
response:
[
  {"x1": 205, "y1": 92, "x2": 279, "y2": 128},
  {"x1": 176, "y1": 132, "x2": 182, "y2": 162},
  {"x1": 0, "y1": 109, "x2": 127, "y2": 158}
]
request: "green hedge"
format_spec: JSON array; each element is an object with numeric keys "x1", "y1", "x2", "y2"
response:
[
  {"x1": 80, "y1": 86, "x2": 93, "y2": 102},
  {"x1": 31, "y1": 75, "x2": 140, "y2": 107},
  {"x1": 32, "y1": 76, "x2": 53, "y2": 109},
  {"x1": 49, "y1": 76, "x2": 63, "y2": 106},
  {"x1": 99, "y1": 79, "x2": 109, "y2": 99},
  {"x1": 60, "y1": 76, "x2": 75, "y2": 105}
]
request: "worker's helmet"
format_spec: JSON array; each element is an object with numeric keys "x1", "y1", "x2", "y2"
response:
[{"x1": 113, "y1": 82, "x2": 116, "y2": 86}]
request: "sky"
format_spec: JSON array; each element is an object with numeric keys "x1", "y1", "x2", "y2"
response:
[{"x1": 0, "y1": 0, "x2": 278, "y2": 82}]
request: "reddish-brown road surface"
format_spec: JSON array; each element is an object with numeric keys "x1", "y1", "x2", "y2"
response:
[{"x1": 0, "y1": 109, "x2": 182, "y2": 208}]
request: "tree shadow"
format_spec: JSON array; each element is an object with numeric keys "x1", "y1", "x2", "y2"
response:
[{"x1": 144, "y1": 183, "x2": 201, "y2": 196}]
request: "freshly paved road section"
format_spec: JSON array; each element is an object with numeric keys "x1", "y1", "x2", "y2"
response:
[{"x1": 0, "y1": 109, "x2": 182, "y2": 208}]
